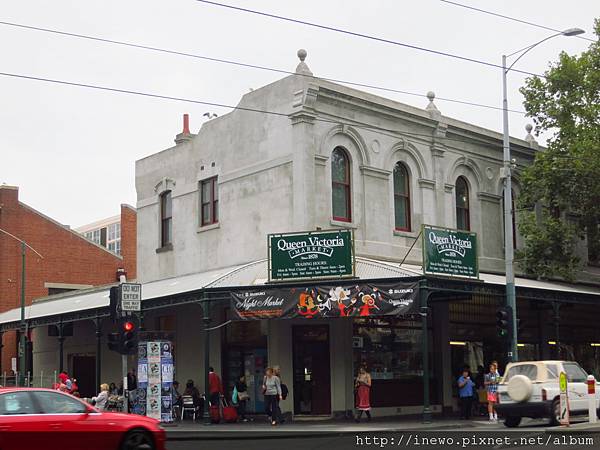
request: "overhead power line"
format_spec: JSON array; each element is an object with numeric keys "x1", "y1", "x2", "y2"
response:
[
  {"x1": 440, "y1": 0, "x2": 596, "y2": 43},
  {"x1": 0, "y1": 20, "x2": 525, "y2": 114},
  {"x1": 0, "y1": 70, "x2": 517, "y2": 148},
  {"x1": 194, "y1": 0, "x2": 543, "y2": 78}
]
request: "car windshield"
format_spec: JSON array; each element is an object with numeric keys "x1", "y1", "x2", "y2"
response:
[
  {"x1": 505, "y1": 364, "x2": 538, "y2": 382},
  {"x1": 563, "y1": 362, "x2": 587, "y2": 383}
]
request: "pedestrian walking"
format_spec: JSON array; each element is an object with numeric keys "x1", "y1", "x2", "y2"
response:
[
  {"x1": 235, "y1": 375, "x2": 249, "y2": 422},
  {"x1": 457, "y1": 366, "x2": 475, "y2": 420},
  {"x1": 92, "y1": 383, "x2": 110, "y2": 411},
  {"x1": 262, "y1": 367, "x2": 282, "y2": 426},
  {"x1": 485, "y1": 362, "x2": 501, "y2": 422},
  {"x1": 208, "y1": 366, "x2": 223, "y2": 406},
  {"x1": 354, "y1": 366, "x2": 372, "y2": 422},
  {"x1": 273, "y1": 366, "x2": 287, "y2": 423}
]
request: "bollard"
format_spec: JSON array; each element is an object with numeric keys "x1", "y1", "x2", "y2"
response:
[
  {"x1": 588, "y1": 375, "x2": 597, "y2": 424},
  {"x1": 40, "y1": 371, "x2": 44, "y2": 388},
  {"x1": 2, "y1": 371, "x2": 5, "y2": 387}
]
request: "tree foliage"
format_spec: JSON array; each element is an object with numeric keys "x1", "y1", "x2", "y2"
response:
[{"x1": 518, "y1": 20, "x2": 600, "y2": 280}]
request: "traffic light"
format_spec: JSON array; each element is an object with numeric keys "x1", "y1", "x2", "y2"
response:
[
  {"x1": 496, "y1": 306, "x2": 512, "y2": 339},
  {"x1": 109, "y1": 286, "x2": 119, "y2": 321},
  {"x1": 107, "y1": 316, "x2": 139, "y2": 354},
  {"x1": 119, "y1": 316, "x2": 139, "y2": 355}
]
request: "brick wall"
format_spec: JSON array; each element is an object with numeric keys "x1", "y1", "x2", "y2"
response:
[{"x1": 0, "y1": 186, "x2": 137, "y2": 372}]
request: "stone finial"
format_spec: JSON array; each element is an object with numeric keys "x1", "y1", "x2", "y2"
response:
[
  {"x1": 525, "y1": 123, "x2": 538, "y2": 145},
  {"x1": 295, "y1": 49, "x2": 313, "y2": 76},
  {"x1": 425, "y1": 91, "x2": 441, "y2": 119}
]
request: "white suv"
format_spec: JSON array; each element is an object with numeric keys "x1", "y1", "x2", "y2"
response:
[{"x1": 496, "y1": 360, "x2": 600, "y2": 427}]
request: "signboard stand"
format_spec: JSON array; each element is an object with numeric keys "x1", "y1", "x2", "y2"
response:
[
  {"x1": 134, "y1": 340, "x2": 174, "y2": 423},
  {"x1": 559, "y1": 371, "x2": 570, "y2": 426}
]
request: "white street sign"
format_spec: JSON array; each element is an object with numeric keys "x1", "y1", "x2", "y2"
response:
[{"x1": 120, "y1": 283, "x2": 142, "y2": 312}]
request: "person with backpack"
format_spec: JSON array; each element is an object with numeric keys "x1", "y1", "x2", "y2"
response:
[{"x1": 273, "y1": 366, "x2": 288, "y2": 423}]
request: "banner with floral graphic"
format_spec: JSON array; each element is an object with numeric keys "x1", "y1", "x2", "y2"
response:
[{"x1": 231, "y1": 281, "x2": 420, "y2": 320}]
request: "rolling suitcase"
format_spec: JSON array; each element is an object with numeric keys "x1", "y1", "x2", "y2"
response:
[{"x1": 222, "y1": 398, "x2": 238, "y2": 423}]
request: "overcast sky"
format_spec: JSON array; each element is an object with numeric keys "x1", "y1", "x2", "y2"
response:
[{"x1": 1, "y1": 0, "x2": 597, "y2": 227}]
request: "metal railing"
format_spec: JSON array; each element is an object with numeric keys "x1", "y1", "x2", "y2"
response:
[{"x1": 1, "y1": 371, "x2": 58, "y2": 388}]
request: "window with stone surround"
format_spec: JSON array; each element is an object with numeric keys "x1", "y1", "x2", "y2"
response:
[
  {"x1": 200, "y1": 177, "x2": 219, "y2": 226},
  {"x1": 160, "y1": 190, "x2": 172, "y2": 247},
  {"x1": 393, "y1": 162, "x2": 411, "y2": 231},
  {"x1": 455, "y1": 176, "x2": 470, "y2": 231},
  {"x1": 331, "y1": 147, "x2": 351, "y2": 222}
]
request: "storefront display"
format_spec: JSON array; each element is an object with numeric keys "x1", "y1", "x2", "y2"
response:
[{"x1": 352, "y1": 318, "x2": 434, "y2": 407}]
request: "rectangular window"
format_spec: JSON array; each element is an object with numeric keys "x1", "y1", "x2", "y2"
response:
[
  {"x1": 160, "y1": 191, "x2": 173, "y2": 247},
  {"x1": 100, "y1": 227, "x2": 107, "y2": 247},
  {"x1": 200, "y1": 177, "x2": 219, "y2": 226},
  {"x1": 115, "y1": 239, "x2": 121, "y2": 255}
]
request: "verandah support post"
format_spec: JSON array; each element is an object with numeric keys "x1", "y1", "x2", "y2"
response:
[
  {"x1": 94, "y1": 316, "x2": 102, "y2": 393},
  {"x1": 202, "y1": 292, "x2": 211, "y2": 425},
  {"x1": 552, "y1": 302, "x2": 561, "y2": 359},
  {"x1": 420, "y1": 279, "x2": 432, "y2": 423},
  {"x1": 58, "y1": 318, "x2": 65, "y2": 373}
]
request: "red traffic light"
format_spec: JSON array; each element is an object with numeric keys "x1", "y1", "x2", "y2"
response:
[{"x1": 123, "y1": 321, "x2": 135, "y2": 332}]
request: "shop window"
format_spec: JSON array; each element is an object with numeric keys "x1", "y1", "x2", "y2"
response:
[
  {"x1": 455, "y1": 177, "x2": 470, "y2": 231},
  {"x1": 353, "y1": 318, "x2": 435, "y2": 407},
  {"x1": 393, "y1": 162, "x2": 411, "y2": 231},
  {"x1": 160, "y1": 190, "x2": 172, "y2": 247},
  {"x1": 200, "y1": 177, "x2": 219, "y2": 226},
  {"x1": 331, "y1": 147, "x2": 351, "y2": 222}
]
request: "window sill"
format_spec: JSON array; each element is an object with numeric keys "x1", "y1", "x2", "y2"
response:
[
  {"x1": 330, "y1": 219, "x2": 357, "y2": 229},
  {"x1": 393, "y1": 230, "x2": 419, "y2": 239},
  {"x1": 155, "y1": 243, "x2": 173, "y2": 254},
  {"x1": 197, "y1": 222, "x2": 220, "y2": 233}
]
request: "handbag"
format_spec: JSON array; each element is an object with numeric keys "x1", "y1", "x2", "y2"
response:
[
  {"x1": 261, "y1": 376, "x2": 267, "y2": 395},
  {"x1": 238, "y1": 391, "x2": 250, "y2": 401},
  {"x1": 232, "y1": 386, "x2": 239, "y2": 405}
]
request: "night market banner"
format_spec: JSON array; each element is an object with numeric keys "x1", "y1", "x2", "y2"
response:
[{"x1": 231, "y1": 281, "x2": 420, "y2": 320}]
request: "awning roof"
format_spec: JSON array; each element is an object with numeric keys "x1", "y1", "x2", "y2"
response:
[
  {"x1": 0, "y1": 259, "x2": 597, "y2": 327},
  {"x1": 0, "y1": 257, "x2": 420, "y2": 326}
]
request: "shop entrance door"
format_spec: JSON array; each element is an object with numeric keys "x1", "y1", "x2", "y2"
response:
[
  {"x1": 72, "y1": 355, "x2": 95, "y2": 398},
  {"x1": 292, "y1": 325, "x2": 331, "y2": 415}
]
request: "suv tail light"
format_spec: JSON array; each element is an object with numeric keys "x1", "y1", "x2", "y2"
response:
[{"x1": 541, "y1": 388, "x2": 547, "y2": 401}]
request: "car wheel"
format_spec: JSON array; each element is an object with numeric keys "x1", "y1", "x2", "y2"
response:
[
  {"x1": 504, "y1": 416, "x2": 521, "y2": 428},
  {"x1": 120, "y1": 429, "x2": 155, "y2": 450},
  {"x1": 549, "y1": 399, "x2": 560, "y2": 426}
]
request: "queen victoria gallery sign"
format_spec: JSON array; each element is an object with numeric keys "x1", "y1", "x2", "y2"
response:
[
  {"x1": 268, "y1": 229, "x2": 354, "y2": 282},
  {"x1": 422, "y1": 225, "x2": 479, "y2": 279}
]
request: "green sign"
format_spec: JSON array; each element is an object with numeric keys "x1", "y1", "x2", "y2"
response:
[
  {"x1": 422, "y1": 225, "x2": 479, "y2": 279},
  {"x1": 268, "y1": 229, "x2": 354, "y2": 282}
]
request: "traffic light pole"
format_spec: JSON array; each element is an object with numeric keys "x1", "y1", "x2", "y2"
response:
[{"x1": 122, "y1": 354, "x2": 128, "y2": 413}]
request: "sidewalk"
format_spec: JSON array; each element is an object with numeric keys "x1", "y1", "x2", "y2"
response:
[{"x1": 164, "y1": 416, "x2": 483, "y2": 440}]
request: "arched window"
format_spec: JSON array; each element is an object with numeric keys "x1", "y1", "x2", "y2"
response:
[
  {"x1": 331, "y1": 147, "x2": 351, "y2": 222},
  {"x1": 160, "y1": 190, "x2": 172, "y2": 247},
  {"x1": 455, "y1": 177, "x2": 470, "y2": 231},
  {"x1": 393, "y1": 163, "x2": 411, "y2": 231}
]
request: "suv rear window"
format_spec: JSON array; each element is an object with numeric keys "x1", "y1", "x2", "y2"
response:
[{"x1": 505, "y1": 364, "x2": 538, "y2": 381}]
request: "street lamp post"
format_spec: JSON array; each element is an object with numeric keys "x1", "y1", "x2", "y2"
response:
[
  {"x1": 501, "y1": 28, "x2": 584, "y2": 362},
  {"x1": 0, "y1": 229, "x2": 43, "y2": 382}
]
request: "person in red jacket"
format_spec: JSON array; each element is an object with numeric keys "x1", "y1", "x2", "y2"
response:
[{"x1": 208, "y1": 366, "x2": 223, "y2": 406}]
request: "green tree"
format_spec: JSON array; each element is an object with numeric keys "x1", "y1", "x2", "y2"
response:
[{"x1": 518, "y1": 20, "x2": 600, "y2": 281}]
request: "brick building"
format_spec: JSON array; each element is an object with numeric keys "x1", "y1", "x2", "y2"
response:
[{"x1": 0, "y1": 185, "x2": 136, "y2": 373}]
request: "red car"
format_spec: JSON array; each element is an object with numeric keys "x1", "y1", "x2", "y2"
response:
[{"x1": 0, "y1": 387, "x2": 166, "y2": 450}]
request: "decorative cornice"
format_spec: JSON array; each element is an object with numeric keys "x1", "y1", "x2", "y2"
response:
[
  {"x1": 418, "y1": 178, "x2": 436, "y2": 190},
  {"x1": 478, "y1": 192, "x2": 502, "y2": 204},
  {"x1": 289, "y1": 111, "x2": 316, "y2": 126},
  {"x1": 444, "y1": 183, "x2": 454, "y2": 193},
  {"x1": 153, "y1": 177, "x2": 176, "y2": 194},
  {"x1": 430, "y1": 143, "x2": 446, "y2": 158},
  {"x1": 360, "y1": 165, "x2": 391, "y2": 180},
  {"x1": 315, "y1": 154, "x2": 328, "y2": 167}
]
